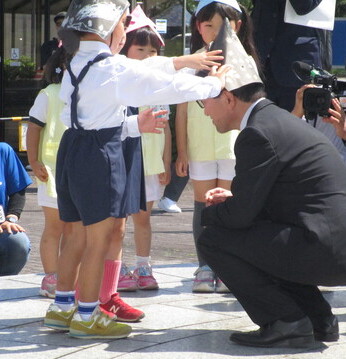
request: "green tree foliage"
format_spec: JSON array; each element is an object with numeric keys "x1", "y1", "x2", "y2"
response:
[{"x1": 336, "y1": 0, "x2": 346, "y2": 17}]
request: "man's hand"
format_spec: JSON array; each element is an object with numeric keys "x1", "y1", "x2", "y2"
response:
[
  {"x1": 138, "y1": 108, "x2": 169, "y2": 134},
  {"x1": 205, "y1": 187, "x2": 232, "y2": 207},
  {"x1": 323, "y1": 98, "x2": 346, "y2": 140},
  {"x1": 291, "y1": 84, "x2": 316, "y2": 118},
  {"x1": 0, "y1": 221, "x2": 25, "y2": 234}
]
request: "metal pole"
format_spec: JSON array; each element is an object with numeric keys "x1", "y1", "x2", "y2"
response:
[
  {"x1": 182, "y1": 0, "x2": 187, "y2": 55},
  {"x1": 35, "y1": 0, "x2": 42, "y2": 65},
  {"x1": 11, "y1": 13, "x2": 15, "y2": 48},
  {"x1": 31, "y1": 0, "x2": 36, "y2": 60},
  {"x1": 44, "y1": 0, "x2": 50, "y2": 44},
  {"x1": 0, "y1": 0, "x2": 4, "y2": 133}
]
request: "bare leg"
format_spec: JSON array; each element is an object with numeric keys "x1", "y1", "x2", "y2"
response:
[
  {"x1": 106, "y1": 218, "x2": 126, "y2": 261},
  {"x1": 40, "y1": 206, "x2": 64, "y2": 274},
  {"x1": 78, "y1": 217, "x2": 116, "y2": 302},
  {"x1": 216, "y1": 179, "x2": 232, "y2": 191},
  {"x1": 132, "y1": 202, "x2": 154, "y2": 257},
  {"x1": 56, "y1": 221, "x2": 85, "y2": 292}
]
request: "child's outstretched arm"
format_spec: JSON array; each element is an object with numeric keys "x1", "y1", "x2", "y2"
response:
[
  {"x1": 26, "y1": 122, "x2": 49, "y2": 182},
  {"x1": 173, "y1": 50, "x2": 224, "y2": 71}
]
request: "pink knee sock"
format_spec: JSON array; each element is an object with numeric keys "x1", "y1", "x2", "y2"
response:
[{"x1": 99, "y1": 260, "x2": 121, "y2": 304}]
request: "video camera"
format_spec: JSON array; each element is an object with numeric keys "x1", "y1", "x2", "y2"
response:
[{"x1": 292, "y1": 61, "x2": 346, "y2": 121}]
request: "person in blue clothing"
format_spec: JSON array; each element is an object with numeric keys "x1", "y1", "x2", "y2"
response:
[
  {"x1": 0, "y1": 142, "x2": 32, "y2": 276},
  {"x1": 251, "y1": 0, "x2": 332, "y2": 111}
]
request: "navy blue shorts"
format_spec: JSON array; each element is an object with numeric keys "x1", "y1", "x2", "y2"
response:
[
  {"x1": 56, "y1": 127, "x2": 126, "y2": 225},
  {"x1": 119, "y1": 136, "x2": 146, "y2": 217}
]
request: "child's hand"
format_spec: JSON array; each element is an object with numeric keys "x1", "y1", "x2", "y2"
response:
[
  {"x1": 31, "y1": 161, "x2": 49, "y2": 182},
  {"x1": 208, "y1": 64, "x2": 231, "y2": 90},
  {"x1": 159, "y1": 171, "x2": 171, "y2": 186},
  {"x1": 323, "y1": 98, "x2": 346, "y2": 140},
  {"x1": 173, "y1": 50, "x2": 223, "y2": 71},
  {"x1": 176, "y1": 153, "x2": 189, "y2": 177},
  {"x1": 138, "y1": 108, "x2": 169, "y2": 134}
]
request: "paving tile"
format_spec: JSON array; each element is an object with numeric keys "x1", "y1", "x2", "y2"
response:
[
  {"x1": 1, "y1": 270, "x2": 346, "y2": 358},
  {"x1": 0, "y1": 321, "x2": 107, "y2": 348},
  {"x1": 107, "y1": 328, "x2": 328, "y2": 359},
  {"x1": 0, "y1": 298, "x2": 50, "y2": 328},
  {"x1": 125, "y1": 303, "x2": 241, "y2": 332},
  {"x1": 129, "y1": 316, "x2": 253, "y2": 345},
  {"x1": 52, "y1": 339, "x2": 159, "y2": 359},
  {"x1": 0, "y1": 340, "x2": 77, "y2": 359}
]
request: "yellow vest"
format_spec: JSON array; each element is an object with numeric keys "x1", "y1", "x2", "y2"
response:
[
  {"x1": 187, "y1": 101, "x2": 239, "y2": 161},
  {"x1": 37, "y1": 84, "x2": 66, "y2": 197},
  {"x1": 139, "y1": 105, "x2": 168, "y2": 176}
]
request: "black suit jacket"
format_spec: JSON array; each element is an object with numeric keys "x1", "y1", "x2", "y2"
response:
[
  {"x1": 251, "y1": 0, "x2": 332, "y2": 87},
  {"x1": 202, "y1": 100, "x2": 346, "y2": 258}
]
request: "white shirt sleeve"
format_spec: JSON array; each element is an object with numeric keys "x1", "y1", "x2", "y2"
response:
[
  {"x1": 29, "y1": 91, "x2": 49, "y2": 124},
  {"x1": 115, "y1": 60, "x2": 221, "y2": 108},
  {"x1": 142, "y1": 56, "x2": 176, "y2": 74},
  {"x1": 121, "y1": 115, "x2": 140, "y2": 140}
]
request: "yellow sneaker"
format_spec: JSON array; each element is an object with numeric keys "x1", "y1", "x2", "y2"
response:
[
  {"x1": 44, "y1": 303, "x2": 76, "y2": 331},
  {"x1": 69, "y1": 307, "x2": 132, "y2": 339}
]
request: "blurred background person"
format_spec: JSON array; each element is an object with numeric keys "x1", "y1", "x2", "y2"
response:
[
  {"x1": 251, "y1": 0, "x2": 333, "y2": 111},
  {"x1": 0, "y1": 142, "x2": 32, "y2": 276}
]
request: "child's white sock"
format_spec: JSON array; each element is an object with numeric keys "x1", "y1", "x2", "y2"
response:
[
  {"x1": 135, "y1": 256, "x2": 150, "y2": 267},
  {"x1": 78, "y1": 300, "x2": 99, "y2": 321},
  {"x1": 54, "y1": 290, "x2": 76, "y2": 311}
]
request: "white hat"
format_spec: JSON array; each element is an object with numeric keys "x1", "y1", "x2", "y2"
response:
[
  {"x1": 126, "y1": 5, "x2": 165, "y2": 46},
  {"x1": 196, "y1": 18, "x2": 262, "y2": 91},
  {"x1": 61, "y1": 0, "x2": 129, "y2": 39},
  {"x1": 195, "y1": 0, "x2": 242, "y2": 16}
]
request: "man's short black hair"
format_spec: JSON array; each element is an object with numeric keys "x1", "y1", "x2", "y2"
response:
[{"x1": 231, "y1": 83, "x2": 266, "y2": 102}]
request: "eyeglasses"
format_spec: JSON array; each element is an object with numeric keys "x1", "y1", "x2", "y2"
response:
[
  {"x1": 197, "y1": 90, "x2": 225, "y2": 109},
  {"x1": 124, "y1": 16, "x2": 132, "y2": 30},
  {"x1": 196, "y1": 100, "x2": 205, "y2": 109}
]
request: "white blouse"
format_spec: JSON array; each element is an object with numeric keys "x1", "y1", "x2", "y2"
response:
[{"x1": 60, "y1": 41, "x2": 221, "y2": 132}]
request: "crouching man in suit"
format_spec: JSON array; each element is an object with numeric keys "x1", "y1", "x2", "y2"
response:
[{"x1": 197, "y1": 20, "x2": 346, "y2": 349}]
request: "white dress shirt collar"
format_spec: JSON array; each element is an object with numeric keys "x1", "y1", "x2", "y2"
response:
[
  {"x1": 240, "y1": 97, "x2": 265, "y2": 131},
  {"x1": 78, "y1": 40, "x2": 112, "y2": 55}
]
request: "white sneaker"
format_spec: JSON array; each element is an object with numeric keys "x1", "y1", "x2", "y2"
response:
[
  {"x1": 215, "y1": 278, "x2": 231, "y2": 293},
  {"x1": 158, "y1": 197, "x2": 182, "y2": 213},
  {"x1": 192, "y1": 266, "x2": 215, "y2": 293}
]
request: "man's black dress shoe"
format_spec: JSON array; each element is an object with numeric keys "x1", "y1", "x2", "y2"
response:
[
  {"x1": 313, "y1": 315, "x2": 339, "y2": 342},
  {"x1": 230, "y1": 317, "x2": 315, "y2": 348}
]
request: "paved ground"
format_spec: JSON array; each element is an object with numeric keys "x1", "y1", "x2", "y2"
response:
[
  {"x1": 1, "y1": 171, "x2": 346, "y2": 358},
  {"x1": 20, "y1": 172, "x2": 197, "y2": 275}
]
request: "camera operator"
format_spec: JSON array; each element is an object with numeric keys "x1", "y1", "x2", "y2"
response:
[{"x1": 292, "y1": 84, "x2": 346, "y2": 163}]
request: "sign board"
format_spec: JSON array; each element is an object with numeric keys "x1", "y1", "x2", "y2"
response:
[
  {"x1": 18, "y1": 121, "x2": 28, "y2": 151},
  {"x1": 11, "y1": 48, "x2": 20, "y2": 60},
  {"x1": 284, "y1": 0, "x2": 336, "y2": 31},
  {"x1": 155, "y1": 19, "x2": 167, "y2": 34}
]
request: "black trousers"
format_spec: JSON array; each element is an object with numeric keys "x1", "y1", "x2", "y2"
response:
[{"x1": 197, "y1": 223, "x2": 334, "y2": 327}]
